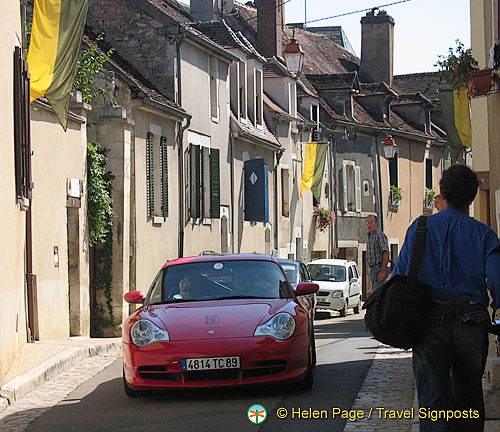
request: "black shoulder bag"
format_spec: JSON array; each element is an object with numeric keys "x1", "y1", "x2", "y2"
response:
[{"x1": 362, "y1": 216, "x2": 432, "y2": 349}]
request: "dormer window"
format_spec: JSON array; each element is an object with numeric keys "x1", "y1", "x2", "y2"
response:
[{"x1": 255, "y1": 69, "x2": 263, "y2": 127}]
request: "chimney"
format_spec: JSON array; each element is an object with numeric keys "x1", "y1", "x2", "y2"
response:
[
  {"x1": 256, "y1": 0, "x2": 283, "y2": 58},
  {"x1": 191, "y1": 0, "x2": 220, "y2": 22},
  {"x1": 360, "y1": 9, "x2": 394, "y2": 86}
]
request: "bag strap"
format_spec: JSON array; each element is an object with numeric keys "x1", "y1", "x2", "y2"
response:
[{"x1": 408, "y1": 216, "x2": 429, "y2": 278}]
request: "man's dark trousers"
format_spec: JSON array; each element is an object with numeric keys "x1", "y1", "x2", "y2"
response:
[{"x1": 413, "y1": 299, "x2": 490, "y2": 431}]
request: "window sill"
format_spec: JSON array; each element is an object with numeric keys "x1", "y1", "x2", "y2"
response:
[{"x1": 152, "y1": 216, "x2": 167, "y2": 225}]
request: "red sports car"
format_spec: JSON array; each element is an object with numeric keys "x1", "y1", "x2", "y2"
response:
[{"x1": 122, "y1": 254, "x2": 319, "y2": 396}]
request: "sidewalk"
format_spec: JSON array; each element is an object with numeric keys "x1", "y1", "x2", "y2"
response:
[{"x1": 0, "y1": 337, "x2": 121, "y2": 412}]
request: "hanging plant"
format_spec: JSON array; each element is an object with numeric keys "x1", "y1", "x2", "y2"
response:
[
  {"x1": 312, "y1": 205, "x2": 335, "y2": 232},
  {"x1": 435, "y1": 40, "x2": 479, "y2": 90}
]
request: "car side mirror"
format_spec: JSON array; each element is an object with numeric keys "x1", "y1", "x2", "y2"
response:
[
  {"x1": 124, "y1": 290, "x2": 145, "y2": 304},
  {"x1": 295, "y1": 282, "x2": 319, "y2": 296},
  {"x1": 350, "y1": 278, "x2": 358, "y2": 284}
]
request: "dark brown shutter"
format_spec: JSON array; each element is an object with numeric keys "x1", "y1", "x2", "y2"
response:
[
  {"x1": 160, "y1": 136, "x2": 168, "y2": 217},
  {"x1": 146, "y1": 132, "x2": 154, "y2": 217},
  {"x1": 210, "y1": 148, "x2": 220, "y2": 219}
]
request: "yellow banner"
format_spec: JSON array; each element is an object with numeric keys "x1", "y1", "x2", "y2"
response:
[{"x1": 454, "y1": 88, "x2": 472, "y2": 148}]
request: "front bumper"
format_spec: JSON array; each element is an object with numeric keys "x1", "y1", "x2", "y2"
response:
[
  {"x1": 123, "y1": 334, "x2": 309, "y2": 390},
  {"x1": 315, "y1": 295, "x2": 344, "y2": 311}
]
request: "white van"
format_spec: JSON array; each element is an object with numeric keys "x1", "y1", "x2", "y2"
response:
[{"x1": 306, "y1": 259, "x2": 362, "y2": 317}]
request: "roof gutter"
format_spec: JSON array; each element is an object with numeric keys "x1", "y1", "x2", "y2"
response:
[
  {"x1": 330, "y1": 119, "x2": 447, "y2": 145},
  {"x1": 142, "y1": 96, "x2": 191, "y2": 120}
]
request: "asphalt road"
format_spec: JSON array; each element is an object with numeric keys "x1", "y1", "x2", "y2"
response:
[{"x1": 26, "y1": 311, "x2": 379, "y2": 432}]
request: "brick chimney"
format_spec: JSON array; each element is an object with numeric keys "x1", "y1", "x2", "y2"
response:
[
  {"x1": 256, "y1": 0, "x2": 283, "y2": 59},
  {"x1": 191, "y1": 0, "x2": 219, "y2": 22},
  {"x1": 360, "y1": 9, "x2": 394, "y2": 86}
]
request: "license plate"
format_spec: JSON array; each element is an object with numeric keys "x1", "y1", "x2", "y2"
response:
[{"x1": 182, "y1": 356, "x2": 240, "y2": 371}]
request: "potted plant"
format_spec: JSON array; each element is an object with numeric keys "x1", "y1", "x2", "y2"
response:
[
  {"x1": 390, "y1": 185, "x2": 403, "y2": 205},
  {"x1": 312, "y1": 205, "x2": 335, "y2": 232},
  {"x1": 424, "y1": 188, "x2": 436, "y2": 210},
  {"x1": 435, "y1": 40, "x2": 492, "y2": 97},
  {"x1": 467, "y1": 68, "x2": 493, "y2": 97}
]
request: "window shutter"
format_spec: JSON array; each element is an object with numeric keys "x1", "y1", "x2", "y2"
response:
[
  {"x1": 342, "y1": 165, "x2": 348, "y2": 212},
  {"x1": 190, "y1": 145, "x2": 201, "y2": 219},
  {"x1": 244, "y1": 159, "x2": 268, "y2": 222},
  {"x1": 160, "y1": 136, "x2": 168, "y2": 217},
  {"x1": 202, "y1": 147, "x2": 210, "y2": 219},
  {"x1": 210, "y1": 148, "x2": 220, "y2": 219},
  {"x1": 184, "y1": 147, "x2": 191, "y2": 221},
  {"x1": 146, "y1": 132, "x2": 154, "y2": 217},
  {"x1": 355, "y1": 166, "x2": 362, "y2": 212}
]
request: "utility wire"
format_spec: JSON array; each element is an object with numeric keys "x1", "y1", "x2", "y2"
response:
[{"x1": 304, "y1": 0, "x2": 412, "y2": 25}]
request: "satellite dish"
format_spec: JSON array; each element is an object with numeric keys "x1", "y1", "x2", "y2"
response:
[{"x1": 223, "y1": 0, "x2": 234, "y2": 15}]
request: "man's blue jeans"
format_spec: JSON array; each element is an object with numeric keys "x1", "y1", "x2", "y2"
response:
[
  {"x1": 413, "y1": 300, "x2": 490, "y2": 432},
  {"x1": 369, "y1": 263, "x2": 389, "y2": 292}
]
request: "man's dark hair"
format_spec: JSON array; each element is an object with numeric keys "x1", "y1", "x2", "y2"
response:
[{"x1": 439, "y1": 164, "x2": 479, "y2": 210}]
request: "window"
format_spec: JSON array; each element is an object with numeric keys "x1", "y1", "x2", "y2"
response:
[
  {"x1": 425, "y1": 158, "x2": 433, "y2": 189},
  {"x1": 146, "y1": 131, "x2": 169, "y2": 218},
  {"x1": 389, "y1": 153, "x2": 398, "y2": 187},
  {"x1": 281, "y1": 168, "x2": 290, "y2": 217},
  {"x1": 255, "y1": 69, "x2": 263, "y2": 126},
  {"x1": 14, "y1": 46, "x2": 31, "y2": 204},
  {"x1": 238, "y1": 61, "x2": 247, "y2": 120},
  {"x1": 185, "y1": 144, "x2": 220, "y2": 220},
  {"x1": 289, "y1": 82, "x2": 297, "y2": 117},
  {"x1": 342, "y1": 161, "x2": 361, "y2": 212},
  {"x1": 209, "y1": 56, "x2": 219, "y2": 120},
  {"x1": 348, "y1": 266, "x2": 354, "y2": 281}
]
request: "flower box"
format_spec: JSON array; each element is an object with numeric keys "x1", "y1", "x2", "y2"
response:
[{"x1": 467, "y1": 68, "x2": 493, "y2": 97}]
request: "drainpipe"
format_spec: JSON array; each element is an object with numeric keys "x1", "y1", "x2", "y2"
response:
[
  {"x1": 173, "y1": 33, "x2": 190, "y2": 258},
  {"x1": 273, "y1": 114, "x2": 283, "y2": 256},
  {"x1": 329, "y1": 134, "x2": 338, "y2": 257},
  {"x1": 374, "y1": 132, "x2": 384, "y2": 231},
  {"x1": 229, "y1": 128, "x2": 235, "y2": 253}
]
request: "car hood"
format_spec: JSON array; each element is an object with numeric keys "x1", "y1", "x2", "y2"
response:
[
  {"x1": 148, "y1": 300, "x2": 290, "y2": 341},
  {"x1": 314, "y1": 281, "x2": 347, "y2": 291}
]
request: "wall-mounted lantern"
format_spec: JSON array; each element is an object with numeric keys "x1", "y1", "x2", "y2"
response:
[
  {"x1": 284, "y1": 37, "x2": 304, "y2": 74},
  {"x1": 382, "y1": 135, "x2": 398, "y2": 159}
]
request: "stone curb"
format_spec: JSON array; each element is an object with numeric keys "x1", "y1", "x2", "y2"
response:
[{"x1": 0, "y1": 341, "x2": 121, "y2": 412}]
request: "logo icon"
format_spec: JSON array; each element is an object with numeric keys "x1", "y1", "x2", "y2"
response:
[
  {"x1": 205, "y1": 315, "x2": 220, "y2": 324},
  {"x1": 248, "y1": 404, "x2": 267, "y2": 424}
]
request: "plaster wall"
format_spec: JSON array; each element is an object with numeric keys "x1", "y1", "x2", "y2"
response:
[
  {"x1": 133, "y1": 109, "x2": 179, "y2": 291},
  {"x1": 0, "y1": 1, "x2": 26, "y2": 385},
  {"x1": 30, "y1": 107, "x2": 88, "y2": 340}
]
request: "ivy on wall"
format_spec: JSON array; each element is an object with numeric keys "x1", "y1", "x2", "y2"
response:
[{"x1": 87, "y1": 141, "x2": 115, "y2": 336}]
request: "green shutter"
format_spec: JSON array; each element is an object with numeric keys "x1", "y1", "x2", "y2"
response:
[
  {"x1": 199, "y1": 146, "x2": 205, "y2": 219},
  {"x1": 160, "y1": 136, "x2": 168, "y2": 217},
  {"x1": 146, "y1": 132, "x2": 154, "y2": 217},
  {"x1": 185, "y1": 147, "x2": 191, "y2": 221},
  {"x1": 190, "y1": 145, "x2": 201, "y2": 219},
  {"x1": 210, "y1": 148, "x2": 220, "y2": 218}
]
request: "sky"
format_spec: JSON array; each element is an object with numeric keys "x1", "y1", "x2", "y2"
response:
[
  {"x1": 179, "y1": 0, "x2": 471, "y2": 75},
  {"x1": 284, "y1": 0, "x2": 471, "y2": 75}
]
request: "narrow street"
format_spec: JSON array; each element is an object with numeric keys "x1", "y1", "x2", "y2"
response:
[{"x1": 2, "y1": 312, "x2": 386, "y2": 432}]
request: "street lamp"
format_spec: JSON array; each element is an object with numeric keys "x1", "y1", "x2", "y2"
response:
[
  {"x1": 382, "y1": 135, "x2": 398, "y2": 159},
  {"x1": 283, "y1": 37, "x2": 304, "y2": 74}
]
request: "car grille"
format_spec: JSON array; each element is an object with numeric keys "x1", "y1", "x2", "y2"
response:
[
  {"x1": 242, "y1": 360, "x2": 287, "y2": 378},
  {"x1": 138, "y1": 366, "x2": 181, "y2": 381},
  {"x1": 317, "y1": 301, "x2": 331, "y2": 307},
  {"x1": 317, "y1": 291, "x2": 330, "y2": 297},
  {"x1": 185, "y1": 369, "x2": 239, "y2": 381},
  {"x1": 138, "y1": 360, "x2": 288, "y2": 382}
]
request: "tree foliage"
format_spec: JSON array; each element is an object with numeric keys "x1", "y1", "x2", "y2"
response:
[{"x1": 435, "y1": 40, "x2": 479, "y2": 90}]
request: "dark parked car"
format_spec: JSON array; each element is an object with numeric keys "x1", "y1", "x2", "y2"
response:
[{"x1": 278, "y1": 259, "x2": 317, "y2": 311}]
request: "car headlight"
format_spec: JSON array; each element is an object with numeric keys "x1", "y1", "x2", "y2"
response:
[
  {"x1": 332, "y1": 290, "x2": 344, "y2": 298},
  {"x1": 254, "y1": 313, "x2": 296, "y2": 340},
  {"x1": 130, "y1": 319, "x2": 169, "y2": 347}
]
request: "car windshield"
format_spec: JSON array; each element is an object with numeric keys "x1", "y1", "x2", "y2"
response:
[
  {"x1": 146, "y1": 260, "x2": 293, "y2": 304},
  {"x1": 279, "y1": 262, "x2": 298, "y2": 284},
  {"x1": 307, "y1": 264, "x2": 346, "y2": 282}
]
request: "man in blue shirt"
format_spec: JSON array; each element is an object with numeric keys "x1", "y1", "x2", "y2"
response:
[{"x1": 393, "y1": 165, "x2": 500, "y2": 432}]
